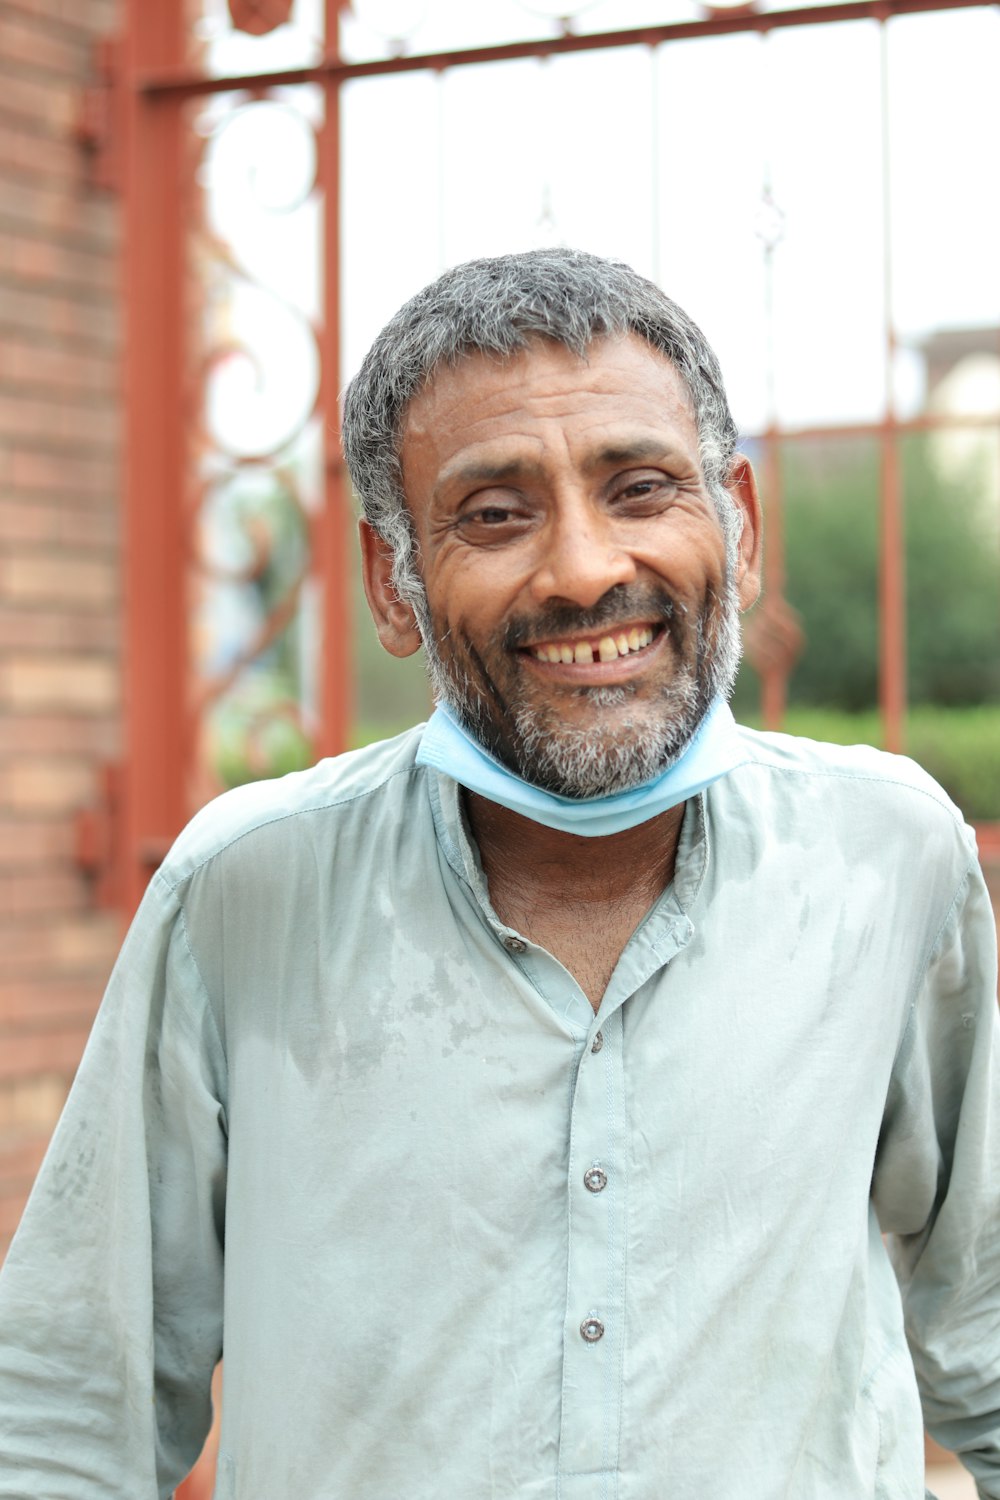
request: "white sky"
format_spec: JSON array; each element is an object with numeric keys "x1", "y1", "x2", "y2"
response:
[{"x1": 196, "y1": 0, "x2": 1000, "y2": 444}]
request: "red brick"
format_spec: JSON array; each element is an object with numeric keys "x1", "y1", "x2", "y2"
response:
[
  {"x1": 0, "y1": 67, "x2": 74, "y2": 134},
  {"x1": 0, "y1": 818, "x2": 76, "y2": 868},
  {"x1": 0, "y1": 1132, "x2": 48, "y2": 1190},
  {"x1": 0, "y1": 499, "x2": 119, "y2": 549},
  {"x1": 0, "y1": 1071, "x2": 69, "y2": 1133},
  {"x1": 7, "y1": 446, "x2": 116, "y2": 498},
  {"x1": 0, "y1": 978, "x2": 102, "y2": 1028},
  {"x1": 0, "y1": 755, "x2": 96, "y2": 812},
  {"x1": 0, "y1": 1162, "x2": 42, "y2": 1239},
  {"x1": 0, "y1": 0, "x2": 123, "y2": 1191},
  {"x1": 0, "y1": 551, "x2": 117, "y2": 606},
  {"x1": 0, "y1": 335, "x2": 117, "y2": 394},
  {"x1": 0, "y1": 870, "x2": 87, "y2": 917},
  {"x1": 0, "y1": 607, "x2": 118, "y2": 651},
  {"x1": 0, "y1": 498, "x2": 55, "y2": 545},
  {"x1": 0, "y1": 1193, "x2": 28, "y2": 1240},
  {"x1": 0, "y1": 16, "x2": 88, "y2": 80},
  {"x1": 0, "y1": 0, "x2": 117, "y2": 35},
  {"x1": 0, "y1": 912, "x2": 118, "y2": 980},
  {"x1": 0, "y1": 1026, "x2": 91, "y2": 1085},
  {"x1": 0, "y1": 171, "x2": 118, "y2": 251},
  {"x1": 0, "y1": 714, "x2": 118, "y2": 759},
  {"x1": 0, "y1": 227, "x2": 116, "y2": 294},
  {"x1": 0, "y1": 122, "x2": 81, "y2": 184},
  {"x1": 0, "y1": 281, "x2": 119, "y2": 350},
  {"x1": 0, "y1": 396, "x2": 119, "y2": 449}
]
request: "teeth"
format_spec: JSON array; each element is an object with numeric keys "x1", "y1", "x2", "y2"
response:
[{"x1": 532, "y1": 627, "x2": 655, "y2": 664}]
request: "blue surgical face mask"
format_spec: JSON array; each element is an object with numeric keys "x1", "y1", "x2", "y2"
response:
[{"x1": 415, "y1": 696, "x2": 749, "y2": 838}]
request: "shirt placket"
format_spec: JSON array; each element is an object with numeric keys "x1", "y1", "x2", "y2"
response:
[
  {"x1": 553, "y1": 913, "x2": 694, "y2": 1500},
  {"x1": 555, "y1": 1001, "x2": 627, "y2": 1500},
  {"x1": 429, "y1": 773, "x2": 704, "y2": 1498}
]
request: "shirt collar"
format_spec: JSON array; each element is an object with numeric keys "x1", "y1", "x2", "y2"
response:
[{"x1": 426, "y1": 757, "x2": 710, "y2": 925}]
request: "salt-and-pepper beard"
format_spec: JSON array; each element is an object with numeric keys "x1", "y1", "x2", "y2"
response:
[{"x1": 409, "y1": 573, "x2": 743, "y2": 800}]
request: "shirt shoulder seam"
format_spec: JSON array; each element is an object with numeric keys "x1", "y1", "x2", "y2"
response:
[
  {"x1": 738, "y1": 753, "x2": 962, "y2": 824},
  {"x1": 177, "y1": 899, "x2": 228, "y2": 1066},
  {"x1": 155, "y1": 763, "x2": 424, "y2": 894},
  {"x1": 892, "y1": 849, "x2": 980, "y2": 1071}
]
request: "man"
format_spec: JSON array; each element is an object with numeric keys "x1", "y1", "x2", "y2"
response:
[{"x1": 0, "y1": 248, "x2": 997, "y2": 1499}]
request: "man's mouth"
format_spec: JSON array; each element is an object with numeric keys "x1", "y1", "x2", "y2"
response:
[{"x1": 524, "y1": 624, "x2": 658, "y2": 666}]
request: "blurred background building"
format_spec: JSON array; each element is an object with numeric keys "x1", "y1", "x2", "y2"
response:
[{"x1": 0, "y1": 2, "x2": 996, "y2": 1494}]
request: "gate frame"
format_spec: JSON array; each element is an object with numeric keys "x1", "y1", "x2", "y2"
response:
[
  {"x1": 86, "y1": 3, "x2": 999, "y2": 1493},
  {"x1": 100, "y1": 0, "x2": 1000, "y2": 919}
]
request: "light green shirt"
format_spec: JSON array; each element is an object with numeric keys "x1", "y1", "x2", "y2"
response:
[{"x1": 0, "y1": 725, "x2": 997, "y2": 1500}]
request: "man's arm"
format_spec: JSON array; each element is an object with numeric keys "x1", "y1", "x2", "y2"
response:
[
  {"x1": 0, "y1": 870, "x2": 227, "y2": 1500},
  {"x1": 873, "y1": 850, "x2": 1000, "y2": 1498}
]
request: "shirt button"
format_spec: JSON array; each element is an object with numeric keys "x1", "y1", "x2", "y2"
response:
[
  {"x1": 583, "y1": 1165, "x2": 608, "y2": 1194},
  {"x1": 580, "y1": 1316, "x2": 605, "y2": 1343},
  {"x1": 591, "y1": 1030, "x2": 603, "y2": 1053},
  {"x1": 503, "y1": 935, "x2": 526, "y2": 953}
]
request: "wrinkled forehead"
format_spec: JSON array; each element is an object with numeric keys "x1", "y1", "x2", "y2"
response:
[
  {"x1": 400, "y1": 331, "x2": 696, "y2": 441},
  {"x1": 396, "y1": 334, "x2": 708, "y2": 528}
]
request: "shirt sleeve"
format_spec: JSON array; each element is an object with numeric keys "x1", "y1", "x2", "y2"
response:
[
  {"x1": 872, "y1": 850, "x2": 1000, "y2": 1499},
  {"x1": 0, "y1": 869, "x2": 227, "y2": 1500}
]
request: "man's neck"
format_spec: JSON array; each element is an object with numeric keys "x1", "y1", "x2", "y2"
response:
[
  {"x1": 466, "y1": 790, "x2": 685, "y2": 923},
  {"x1": 465, "y1": 792, "x2": 685, "y2": 1011}
]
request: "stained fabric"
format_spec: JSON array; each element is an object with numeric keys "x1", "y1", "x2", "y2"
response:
[{"x1": 0, "y1": 724, "x2": 997, "y2": 1500}]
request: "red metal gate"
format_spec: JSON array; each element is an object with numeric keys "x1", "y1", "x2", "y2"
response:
[
  {"x1": 93, "y1": 1, "x2": 998, "y2": 1491},
  {"x1": 93, "y1": 0, "x2": 1000, "y2": 930}
]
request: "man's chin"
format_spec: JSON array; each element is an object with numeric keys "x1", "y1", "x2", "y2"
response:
[
  {"x1": 504, "y1": 697, "x2": 705, "y2": 800},
  {"x1": 424, "y1": 636, "x2": 720, "y2": 798}
]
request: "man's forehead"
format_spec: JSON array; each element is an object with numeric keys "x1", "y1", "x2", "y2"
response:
[{"x1": 401, "y1": 331, "x2": 696, "y2": 432}]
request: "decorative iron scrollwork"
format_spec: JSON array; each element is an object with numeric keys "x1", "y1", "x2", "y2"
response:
[{"x1": 187, "y1": 83, "x2": 325, "y2": 798}]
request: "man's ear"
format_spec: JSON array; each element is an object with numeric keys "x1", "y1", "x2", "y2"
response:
[
  {"x1": 725, "y1": 455, "x2": 763, "y2": 611},
  {"x1": 359, "y1": 519, "x2": 424, "y2": 659}
]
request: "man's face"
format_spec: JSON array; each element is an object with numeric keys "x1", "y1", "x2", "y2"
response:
[{"x1": 365, "y1": 334, "x2": 760, "y2": 797}]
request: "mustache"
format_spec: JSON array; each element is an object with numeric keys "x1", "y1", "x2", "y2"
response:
[{"x1": 501, "y1": 584, "x2": 684, "y2": 651}]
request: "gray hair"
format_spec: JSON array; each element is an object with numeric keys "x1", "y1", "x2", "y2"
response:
[{"x1": 341, "y1": 247, "x2": 741, "y2": 606}]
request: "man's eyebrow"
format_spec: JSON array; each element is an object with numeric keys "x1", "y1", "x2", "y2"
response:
[
  {"x1": 433, "y1": 436, "x2": 695, "y2": 500},
  {"x1": 581, "y1": 437, "x2": 692, "y2": 471},
  {"x1": 434, "y1": 457, "x2": 546, "y2": 497}
]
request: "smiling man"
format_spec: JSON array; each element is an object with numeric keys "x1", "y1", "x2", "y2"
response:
[{"x1": 1, "y1": 249, "x2": 998, "y2": 1500}]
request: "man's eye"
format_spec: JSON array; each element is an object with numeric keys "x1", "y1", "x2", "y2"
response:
[
  {"x1": 614, "y1": 475, "x2": 672, "y2": 504},
  {"x1": 458, "y1": 502, "x2": 526, "y2": 532}
]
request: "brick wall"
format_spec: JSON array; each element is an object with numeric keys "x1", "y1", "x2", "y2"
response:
[{"x1": 0, "y1": 0, "x2": 122, "y2": 1260}]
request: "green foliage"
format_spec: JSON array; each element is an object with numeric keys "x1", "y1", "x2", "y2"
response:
[
  {"x1": 735, "y1": 437, "x2": 1000, "y2": 714},
  {"x1": 903, "y1": 444, "x2": 1000, "y2": 705},
  {"x1": 210, "y1": 679, "x2": 313, "y2": 789}
]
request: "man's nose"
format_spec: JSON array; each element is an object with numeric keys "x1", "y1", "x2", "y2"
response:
[{"x1": 528, "y1": 499, "x2": 637, "y2": 609}]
